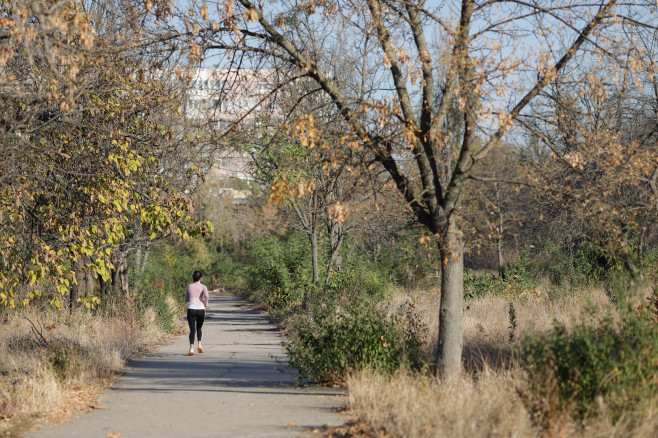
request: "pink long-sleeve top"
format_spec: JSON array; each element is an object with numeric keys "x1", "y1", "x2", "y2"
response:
[{"x1": 185, "y1": 281, "x2": 209, "y2": 310}]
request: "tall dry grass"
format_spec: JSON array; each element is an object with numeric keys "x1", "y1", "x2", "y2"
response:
[
  {"x1": 388, "y1": 286, "x2": 617, "y2": 369},
  {"x1": 347, "y1": 367, "x2": 658, "y2": 438},
  {"x1": 343, "y1": 286, "x2": 658, "y2": 437},
  {"x1": 0, "y1": 305, "x2": 172, "y2": 435}
]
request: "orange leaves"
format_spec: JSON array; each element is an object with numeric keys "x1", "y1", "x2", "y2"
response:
[
  {"x1": 403, "y1": 125, "x2": 419, "y2": 148},
  {"x1": 497, "y1": 111, "x2": 514, "y2": 135},
  {"x1": 0, "y1": 44, "x2": 13, "y2": 68},
  {"x1": 328, "y1": 202, "x2": 348, "y2": 225},
  {"x1": 268, "y1": 177, "x2": 318, "y2": 205},
  {"x1": 242, "y1": 7, "x2": 259, "y2": 22},
  {"x1": 296, "y1": 179, "x2": 317, "y2": 198},
  {"x1": 268, "y1": 178, "x2": 291, "y2": 205},
  {"x1": 286, "y1": 114, "x2": 321, "y2": 149},
  {"x1": 563, "y1": 152, "x2": 586, "y2": 171},
  {"x1": 189, "y1": 43, "x2": 203, "y2": 64}
]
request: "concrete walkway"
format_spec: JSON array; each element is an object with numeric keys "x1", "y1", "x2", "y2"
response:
[{"x1": 30, "y1": 295, "x2": 346, "y2": 438}]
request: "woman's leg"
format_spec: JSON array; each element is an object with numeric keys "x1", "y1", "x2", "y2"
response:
[
  {"x1": 196, "y1": 310, "x2": 205, "y2": 344},
  {"x1": 187, "y1": 308, "x2": 197, "y2": 345}
]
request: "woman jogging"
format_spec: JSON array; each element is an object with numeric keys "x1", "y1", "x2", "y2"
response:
[{"x1": 184, "y1": 270, "x2": 209, "y2": 356}]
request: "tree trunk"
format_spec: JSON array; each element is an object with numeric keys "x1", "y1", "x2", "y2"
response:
[
  {"x1": 621, "y1": 223, "x2": 639, "y2": 280},
  {"x1": 113, "y1": 245, "x2": 130, "y2": 294},
  {"x1": 497, "y1": 227, "x2": 505, "y2": 275},
  {"x1": 326, "y1": 221, "x2": 345, "y2": 281},
  {"x1": 310, "y1": 230, "x2": 319, "y2": 284},
  {"x1": 85, "y1": 270, "x2": 95, "y2": 297},
  {"x1": 70, "y1": 259, "x2": 84, "y2": 312},
  {"x1": 139, "y1": 244, "x2": 150, "y2": 273},
  {"x1": 435, "y1": 220, "x2": 464, "y2": 379},
  {"x1": 638, "y1": 228, "x2": 645, "y2": 282}
]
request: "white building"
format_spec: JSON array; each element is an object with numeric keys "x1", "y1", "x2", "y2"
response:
[{"x1": 184, "y1": 68, "x2": 273, "y2": 199}]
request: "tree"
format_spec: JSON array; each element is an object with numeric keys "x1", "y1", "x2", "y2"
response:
[
  {"x1": 155, "y1": 0, "x2": 656, "y2": 377},
  {"x1": 0, "y1": 0, "x2": 211, "y2": 309},
  {"x1": 522, "y1": 28, "x2": 658, "y2": 281}
]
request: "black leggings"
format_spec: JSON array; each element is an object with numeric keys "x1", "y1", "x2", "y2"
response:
[{"x1": 187, "y1": 308, "x2": 205, "y2": 344}]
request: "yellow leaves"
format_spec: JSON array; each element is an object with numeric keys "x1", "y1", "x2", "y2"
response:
[{"x1": 269, "y1": 178, "x2": 294, "y2": 204}]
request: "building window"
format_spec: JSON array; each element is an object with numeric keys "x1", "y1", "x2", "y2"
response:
[{"x1": 257, "y1": 81, "x2": 269, "y2": 94}]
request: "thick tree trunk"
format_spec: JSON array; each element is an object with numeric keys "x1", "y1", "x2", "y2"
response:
[
  {"x1": 435, "y1": 221, "x2": 464, "y2": 379},
  {"x1": 118, "y1": 257, "x2": 129, "y2": 294}
]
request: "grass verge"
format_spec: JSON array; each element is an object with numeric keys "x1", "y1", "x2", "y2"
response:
[{"x1": 0, "y1": 304, "x2": 179, "y2": 437}]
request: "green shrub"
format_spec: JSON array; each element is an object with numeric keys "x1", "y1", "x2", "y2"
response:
[
  {"x1": 373, "y1": 232, "x2": 440, "y2": 288},
  {"x1": 245, "y1": 233, "x2": 314, "y2": 311},
  {"x1": 283, "y1": 292, "x2": 424, "y2": 383},
  {"x1": 464, "y1": 261, "x2": 536, "y2": 299},
  {"x1": 326, "y1": 259, "x2": 391, "y2": 299},
  {"x1": 520, "y1": 294, "x2": 658, "y2": 425}
]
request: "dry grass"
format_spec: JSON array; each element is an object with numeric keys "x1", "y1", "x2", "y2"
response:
[
  {"x1": 0, "y1": 306, "x2": 169, "y2": 435},
  {"x1": 340, "y1": 286, "x2": 658, "y2": 437},
  {"x1": 345, "y1": 367, "x2": 658, "y2": 438},
  {"x1": 388, "y1": 286, "x2": 617, "y2": 369},
  {"x1": 346, "y1": 367, "x2": 533, "y2": 438}
]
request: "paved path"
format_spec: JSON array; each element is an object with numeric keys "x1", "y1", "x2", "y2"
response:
[{"x1": 30, "y1": 295, "x2": 346, "y2": 438}]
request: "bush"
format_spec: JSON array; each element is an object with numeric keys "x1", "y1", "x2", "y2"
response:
[
  {"x1": 245, "y1": 233, "x2": 315, "y2": 311},
  {"x1": 372, "y1": 231, "x2": 441, "y2": 288},
  {"x1": 326, "y1": 258, "x2": 391, "y2": 299},
  {"x1": 464, "y1": 256, "x2": 536, "y2": 299},
  {"x1": 283, "y1": 291, "x2": 424, "y2": 383},
  {"x1": 520, "y1": 293, "x2": 658, "y2": 425}
]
